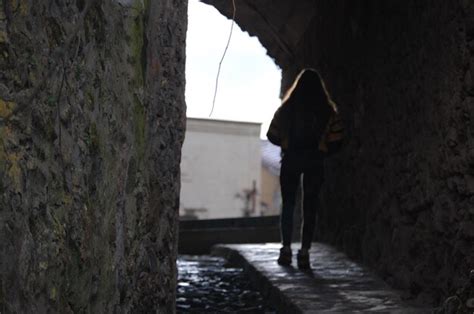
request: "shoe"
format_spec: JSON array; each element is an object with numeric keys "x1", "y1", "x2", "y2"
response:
[
  {"x1": 297, "y1": 249, "x2": 311, "y2": 270},
  {"x1": 277, "y1": 247, "x2": 292, "y2": 266}
]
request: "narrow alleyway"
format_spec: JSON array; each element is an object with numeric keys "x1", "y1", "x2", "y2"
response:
[
  {"x1": 213, "y1": 243, "x2": 432, "y2": 313},
  {"x1": 3, "y1": 1, "x2": 474, "y2": 312}
]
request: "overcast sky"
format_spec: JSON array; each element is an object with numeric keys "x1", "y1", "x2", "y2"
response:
[{"x1": 186, "y1": 0, "x2": 282, "y2": 138}]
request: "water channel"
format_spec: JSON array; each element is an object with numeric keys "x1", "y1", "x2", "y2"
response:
[{"x1": 177, "y1": 255, "x2": 275, "y2": 313}]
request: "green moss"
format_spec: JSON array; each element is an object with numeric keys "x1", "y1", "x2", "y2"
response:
[
  {"x1": 75, "y1": 64, "x2": 82, "y2": 81},
  {"x1": 86, "y1": 91, "x2": 95, "y2": 111},
  {"x1": 87, "y1": 122, "x2": 100, "y2": 154},
  {"x1": 0, "y1": 29, "x2": 8, "y2": 44},
  {"x1": 133, "y1": 94, "x2": 145, "y2": 161},
  {"x1": 51, "y1": 206, "x2": 66, "y2": 238},
  {"x1": 49, "y1": 287, "x2": 57, "y2": 301},
  {"x1": 0, "y1": 128, "x2": 5, "y2": 194},
  {"x1": 0, "y1": 127, "x2": 21, "y2": 191},
  {"x1": 0, "y1": 99, "x2": 16, "y2": 118},
  {"x1": 47, "y1": 120, "x2": 56, "y2": 142},
  {"x1": 126, "y1": 1, "x2": 148, "y2": 163},
  {"x1": 143, "y1": 0, "x2": 151, "y2": 12},
  {"x1": 7, "y1": 152, "x2": 21, "y2": 192},
  {"x1": 128, "y1": 0, "x2": 146, "y2": 88},
  {"x1": 39, "y1": 261, "x2": 48, "y2": 271},
  {"x1": 12, "y1": 0, "x2": 29, "y2": 16},
  {"x1": 47, "y1": 96, "x2": 56, "y2": 107}
]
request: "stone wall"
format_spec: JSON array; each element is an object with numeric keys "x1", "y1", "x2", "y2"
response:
[
  {"x1": 282, "y1": 0, "x2": 473, "y2": 306},
  {"x1": 0, "y1": 0, "x2": 187, "y2": 312}
]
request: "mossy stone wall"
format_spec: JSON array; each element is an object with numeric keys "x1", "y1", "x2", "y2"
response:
[{"x1": 0, "y1": 0, "x2": 187, "y2": 312}]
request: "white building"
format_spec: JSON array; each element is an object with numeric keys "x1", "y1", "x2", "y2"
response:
[
  {"x1": 260, "y1": 140, "x2": 282, "y2": 216},
  {"x1": 180, "y1": 118, "x2": 262, "y2": 219}
]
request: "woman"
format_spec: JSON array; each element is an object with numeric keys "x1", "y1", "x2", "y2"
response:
[{"x1": 267, "y1": 68, "x2": 340, "y2": 269}]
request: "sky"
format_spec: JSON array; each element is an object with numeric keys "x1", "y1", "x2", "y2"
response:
[{"x1": 186, "y1": 0, "x2": 282, "y2": 138}]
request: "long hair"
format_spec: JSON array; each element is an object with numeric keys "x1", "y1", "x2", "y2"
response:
[{"x1": 281, "y1": 68, "x2": 337, "y2": 115}]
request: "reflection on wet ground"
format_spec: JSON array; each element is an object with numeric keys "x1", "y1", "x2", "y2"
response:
[{"x1": 177, "y1": 255, "x2": 275, "y2": 313}]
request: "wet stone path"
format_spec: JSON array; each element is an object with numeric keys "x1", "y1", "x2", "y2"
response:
[
  {"x1": 213, "y1": 243, "x2": 432, "y2": 313},
  {"x1": 176, "y1": 255, "x2": 276, "y2": 313}
]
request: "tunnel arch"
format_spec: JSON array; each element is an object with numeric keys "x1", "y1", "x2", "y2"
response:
[{"x1": 201, "y1": 0, "x2": 474, "y2": 307}]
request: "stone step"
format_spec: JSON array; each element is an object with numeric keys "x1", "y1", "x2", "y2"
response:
[{"x1": 212, "y1": 243, "x2": 432, "y2": 313}]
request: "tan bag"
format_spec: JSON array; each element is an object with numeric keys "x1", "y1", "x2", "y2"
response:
[{"x1": 318, "y1": 111, "x2": 344, "y2": 154}]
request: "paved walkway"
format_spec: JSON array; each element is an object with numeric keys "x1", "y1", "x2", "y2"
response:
[{"x1": 212, "y1": 243, "x2": 431, "y2": 313}]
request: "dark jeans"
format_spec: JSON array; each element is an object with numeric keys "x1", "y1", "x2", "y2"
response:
[{"x1": 280, "y1": 151, "x2": 324, "y2": 249}]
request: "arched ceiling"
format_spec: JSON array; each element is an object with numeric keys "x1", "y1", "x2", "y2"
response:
[{"x1": 200, "y1": 0, "x2": 316, "y2": 69}]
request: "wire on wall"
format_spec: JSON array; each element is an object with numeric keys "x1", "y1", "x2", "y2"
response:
[{"x1": 209, "y1": 0, "x2": 236, "y2": 117}]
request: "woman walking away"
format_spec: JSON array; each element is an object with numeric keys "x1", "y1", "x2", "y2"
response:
[{"x1": 267, "y1": 68, "x2": 343, "y2": 270}]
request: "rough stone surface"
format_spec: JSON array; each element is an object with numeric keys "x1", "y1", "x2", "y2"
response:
[
  {"x1": 293, "y1": 2, "x2": 474, "y2": 307},
  {"x1": 204, "y1": 0, "x2": 474, "y2": 307},
  {"x1": 213, "y1": 243, "x2": 431, "y2": 313},
  {"x1": 0, "y1": 0, "x2": 187, "y2": 312}
]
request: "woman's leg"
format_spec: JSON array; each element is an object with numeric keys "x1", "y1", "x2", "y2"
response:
[
  {"x1": 301, "y1": 164, "x2": 324, "y2": 250},
  {"x1": 280, "y1": 156, "x2": 300, "y2": 247}
]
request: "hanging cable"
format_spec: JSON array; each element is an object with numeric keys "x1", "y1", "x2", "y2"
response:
[{"x1": 209, "y1": 0, "x2": 236, "y2": 117}]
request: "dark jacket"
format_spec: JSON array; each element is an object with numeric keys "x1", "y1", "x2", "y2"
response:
[{"x1": 267, "y1": 103, "x2": 343, "y2": 154}]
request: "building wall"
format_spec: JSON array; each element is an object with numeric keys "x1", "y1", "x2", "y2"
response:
[
  {"x1": 284, "y1": 0, "x2": 474, "y2": 305},
  {"x1": 180, "y1": 118, "x2": 262, "y2": 219},
  {"x1": 0, "y1": 0, "x2": 187, "y2": 312},
  {"x1": 260, "y1": 140, "x2": 282, "y2": 216},
  {"x1": 260, "y1": 166, "x2": 281, "y2": 216}
]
